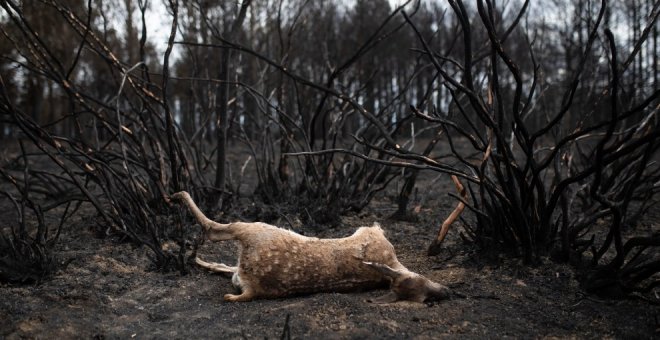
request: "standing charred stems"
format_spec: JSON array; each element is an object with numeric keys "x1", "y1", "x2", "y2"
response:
[{"x1": 0, "y1": 142, "x2": 82, "y2": 283}]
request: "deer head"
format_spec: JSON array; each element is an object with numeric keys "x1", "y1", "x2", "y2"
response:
[{"x1": 364, "y1": 261, "x2": 450, "y2": 303}]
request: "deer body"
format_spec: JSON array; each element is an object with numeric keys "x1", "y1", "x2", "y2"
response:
[{"x1": 172, "y1": 191, "x2": 449, "y2": 303}]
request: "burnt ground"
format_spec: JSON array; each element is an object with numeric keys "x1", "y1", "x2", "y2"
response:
[{"x1": 1, "y1": 156, "x2": 659, "y2": 339}]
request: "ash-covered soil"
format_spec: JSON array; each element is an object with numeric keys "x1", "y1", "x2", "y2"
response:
[{"x1": 1, "y1": 171, "x2": 659, "y2": 339}]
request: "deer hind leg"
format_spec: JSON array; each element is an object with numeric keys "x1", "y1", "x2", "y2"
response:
[
  {"x1": 224, "y1": 286, "x2": 256, "y2": 302},
  {"x1": 195, "y1": 257, "x2": 237, "y2": 273}
]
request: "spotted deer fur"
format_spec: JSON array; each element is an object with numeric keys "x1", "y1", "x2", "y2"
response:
[{"x1": 171, "y1": 191, "x2": 450, "y2": 303}]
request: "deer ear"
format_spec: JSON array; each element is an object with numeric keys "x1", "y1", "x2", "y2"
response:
[{"x1": 363, "y1": 261, "x2": 405, "y2": 279}]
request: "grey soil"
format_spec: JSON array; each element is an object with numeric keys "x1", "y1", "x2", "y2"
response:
[{"x1": 1, "y1": 179, "x2": 659, "y2": 339}]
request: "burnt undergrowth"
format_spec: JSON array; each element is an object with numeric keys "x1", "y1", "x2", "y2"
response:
[{"x1": 0, "y1": 0, "x2": 657, "y2": 304}]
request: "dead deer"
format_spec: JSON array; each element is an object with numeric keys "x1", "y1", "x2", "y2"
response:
[{"x1": 171, "y1": 191, "x2": 450, "y2": 303}]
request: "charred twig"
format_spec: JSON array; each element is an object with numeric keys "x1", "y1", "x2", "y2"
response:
[{"x1": 428, "y1": 175, "x2": 468, "y2": 255}]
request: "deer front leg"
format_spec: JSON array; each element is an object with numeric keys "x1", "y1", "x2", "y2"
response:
[{"x1": 195, "y1": 257, "x2": 237, "y2": 273}]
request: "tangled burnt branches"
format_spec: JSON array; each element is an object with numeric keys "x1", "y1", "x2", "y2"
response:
[
  {"x1": 0, "y1": 0, "x2": 196, "y2": 273},
  {"x1": 173, "y1": 0, "x2": 422, "y2": 226},
  {"x1": 336, "y1": 0, "x2": 659, "y2": 296},
  {"x1": 0, "y1": 0, "x2": 421, "y2": 276}
]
